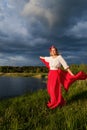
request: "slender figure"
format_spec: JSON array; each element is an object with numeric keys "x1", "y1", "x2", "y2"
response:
[{"x1": 40, "y1": 45, "x2": 87, "y2": 109}]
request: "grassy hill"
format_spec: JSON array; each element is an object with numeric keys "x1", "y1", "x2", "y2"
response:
[
  {"x1": 0, "y1": 64, "x2": 87, "y2": 130},
  {"x1": 0, "y1": 80, "x2": 87, "y2": 130}
]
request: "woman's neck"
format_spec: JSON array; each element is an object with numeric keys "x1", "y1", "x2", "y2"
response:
[{"x1": 51, "y1": 55, "x2": 58, "y2": 58}]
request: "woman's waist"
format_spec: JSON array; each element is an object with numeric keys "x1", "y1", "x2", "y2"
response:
[
  {"x1": 49, "y1": 68, "x2": 60, "y2": 70},
  {"x1": 50, "y1": 66, "x2": 60, "y2": 69},
  {"x1": 48, "y1": 69, "x2": 60, "y2": 76}
]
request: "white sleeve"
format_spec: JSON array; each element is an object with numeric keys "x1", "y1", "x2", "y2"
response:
[
  {"x1": 45, "y1": 57, "x2": 50, "y2": 62},
  {"x1": 58, "y1": 55, "x2": 69, "y2": 69}
]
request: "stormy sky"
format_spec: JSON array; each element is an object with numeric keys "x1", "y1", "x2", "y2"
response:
[{"x1": 0, "y1": 0, "x2": 87, "y2": 66}]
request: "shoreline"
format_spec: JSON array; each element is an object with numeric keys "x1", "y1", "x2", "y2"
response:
[{"x1": 0, "y1": 72, "x2": 47, "y2": 79}]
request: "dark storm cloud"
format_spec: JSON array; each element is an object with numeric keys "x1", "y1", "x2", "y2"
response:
[{"x1": 0, "y1": 0, "x2": 87, "y2": 66}]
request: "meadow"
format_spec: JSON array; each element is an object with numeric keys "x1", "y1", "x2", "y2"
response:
[{"x1": 0, "y1": 64, "x2": 87, "y2": 130}]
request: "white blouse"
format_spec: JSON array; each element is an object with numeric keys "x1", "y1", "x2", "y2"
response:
[{"x1": 45, "y1": 55, "x2": 69, "y2": 70}]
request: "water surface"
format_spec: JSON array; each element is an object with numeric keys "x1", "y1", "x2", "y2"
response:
[{"x1": 0, "y1": 76, "x2": 46, "y2": 99}]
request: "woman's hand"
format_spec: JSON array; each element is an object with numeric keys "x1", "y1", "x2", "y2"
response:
[
  {"x1": 67, "y1": 68, "x2": 75, "y2": 76},
  {"x1": 40, "y1": 56, "x2": 45, "y2": 59}
]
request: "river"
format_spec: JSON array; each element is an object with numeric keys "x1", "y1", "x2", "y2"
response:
[{"x1": 0, "y1": 76, "x2": 46, "y2": 99}]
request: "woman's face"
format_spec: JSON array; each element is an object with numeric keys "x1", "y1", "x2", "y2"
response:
[{"x1": 50, "y1": 48, "x2": 57, "y2": 56}]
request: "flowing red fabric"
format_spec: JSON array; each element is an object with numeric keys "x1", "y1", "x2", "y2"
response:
[{"x1": 40, "y1": 58, "x2": 87, "y2": 109}]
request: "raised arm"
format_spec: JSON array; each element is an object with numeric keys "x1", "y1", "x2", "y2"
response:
[{"x1": 40, "y1": 56, "x2": 45, "y2": 59}]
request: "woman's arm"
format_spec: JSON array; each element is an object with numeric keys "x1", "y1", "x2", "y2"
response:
[
  {"x1": 40, "y1": 56, "x2": 45, "y2": 59},
  {"x1": 58, "y1": 55, "x2": 74, "y2": 76}
]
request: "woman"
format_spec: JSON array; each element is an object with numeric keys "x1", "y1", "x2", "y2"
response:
[{"x1": 40, "y1": 45, "x2": 87, "y2": 109}]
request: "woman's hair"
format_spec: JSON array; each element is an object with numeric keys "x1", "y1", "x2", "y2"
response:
[{"x1": 49, "y1": 45, "x2": 59, "y2": 56}]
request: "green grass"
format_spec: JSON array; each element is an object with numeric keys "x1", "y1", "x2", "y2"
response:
[
  {"x1": 0, "y1": 79, "x2": 87, "y2": 130},
  {"x1": 0, "y1": 64, "x2": 87, "y2": 130}
]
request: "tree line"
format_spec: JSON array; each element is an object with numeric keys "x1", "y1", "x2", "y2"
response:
[
  {"x1": 0, "y1": 66, "x2": 48, "y2": 73},
  {"x1": 0, "y1": 64, "x2": 87, "y2": 73}
]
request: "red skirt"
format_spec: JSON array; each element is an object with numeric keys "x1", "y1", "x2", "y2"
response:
[
  {"x1": 47, "y1": 69, "x2": 87, "y2": 109},
  {"x1": 47, "y1": 70, "x2": 65, "y2": 109}
]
